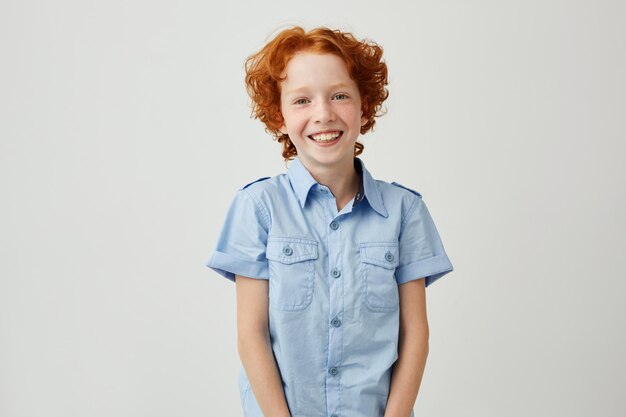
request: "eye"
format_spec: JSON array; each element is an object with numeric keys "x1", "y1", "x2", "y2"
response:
[
  {"x1": 294, "y1": 98, "x2": 310, "y2": 105},
  {"x1": 333, "y1": 93, "x2": 348, "y2": 100}
]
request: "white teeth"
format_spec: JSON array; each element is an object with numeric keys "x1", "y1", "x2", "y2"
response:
[{"x1": 310, "y1": 132, "x2": 341, "y2": 142}]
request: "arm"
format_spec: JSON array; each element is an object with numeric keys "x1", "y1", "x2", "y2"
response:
[
  {"x1": 236, "y1": 274, "x2": 291, "y2": 417},
  {"x1": 384, "y1": 278, "x2": 430, "y2": 417}
]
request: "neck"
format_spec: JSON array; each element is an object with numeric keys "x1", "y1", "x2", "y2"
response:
[{"x1": 300, "y1": 156, "x2": 359, "y2": 210}]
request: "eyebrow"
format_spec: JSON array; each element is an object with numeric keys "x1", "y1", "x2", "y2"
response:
[{"x1": 283, "y1": 83, "x2": 354, "y2": 96}]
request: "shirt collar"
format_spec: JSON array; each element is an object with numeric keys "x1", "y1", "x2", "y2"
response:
[{"x1": 287, "y1": 156, "x2": 388, "y2": 218}]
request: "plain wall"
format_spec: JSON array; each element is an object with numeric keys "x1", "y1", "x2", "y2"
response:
[{"x1": 1, "y1": 0, "x2": 625, "y2": 416}]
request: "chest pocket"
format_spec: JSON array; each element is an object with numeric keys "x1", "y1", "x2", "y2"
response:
[
  {"x1": 359, "y1": 242, "x2": 400, "y2": 312},
  {"x1": 266, "y1": 237, "x2": 318, "y2": 311}
]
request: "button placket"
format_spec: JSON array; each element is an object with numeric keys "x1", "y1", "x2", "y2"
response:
[{"x1": 322, "y1": 198, "x2": 343, "y2": 415}]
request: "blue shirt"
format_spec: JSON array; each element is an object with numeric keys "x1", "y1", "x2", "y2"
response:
[{"x1": 206, "y1": 156, "x2": 454, "y2": 417}]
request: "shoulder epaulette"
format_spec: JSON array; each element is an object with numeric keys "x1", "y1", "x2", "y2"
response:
[
  {"x1": 241, "y1": 176, "x2": 271, "y2": 190},
  {"x1": 391, "y1": 181, "x2": 422, "y2": 198}
]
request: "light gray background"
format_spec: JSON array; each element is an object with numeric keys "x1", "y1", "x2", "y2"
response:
[{"x1": 1, "y1": 1, "x2": 625, "y2": 416}]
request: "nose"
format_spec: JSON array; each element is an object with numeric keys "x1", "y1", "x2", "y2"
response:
[{"x1": 313, "y1": 100, "x2": 336, "y2": 124}]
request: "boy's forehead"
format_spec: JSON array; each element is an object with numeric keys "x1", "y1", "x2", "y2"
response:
[
  {"x1": 280, "y1": 53, "x2": 356, "y2": 93},
  {"x1": 284, "y1": 52, "x2": 348, "y2": 72}
]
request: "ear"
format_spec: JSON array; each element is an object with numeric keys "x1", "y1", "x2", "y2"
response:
[
  {"x1": 279, "y1": 124, "x2": 288, "y2": 135},
  {"x1": 360, "y1": 112, "x2": 368, "y2": 127}
]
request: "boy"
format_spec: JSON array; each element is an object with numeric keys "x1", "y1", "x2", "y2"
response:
[{"x1": 207, "y1": 26, "x2": 454, "y2": 417}]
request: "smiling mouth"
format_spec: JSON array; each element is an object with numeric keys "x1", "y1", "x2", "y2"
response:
[{"x1": 308, "y1": 131, "x2": 343, "y2": 143}]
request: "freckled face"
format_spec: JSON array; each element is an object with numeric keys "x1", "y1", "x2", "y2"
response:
[{"x1": 279, "y1": 52, "x2": 368, "y2": 170}]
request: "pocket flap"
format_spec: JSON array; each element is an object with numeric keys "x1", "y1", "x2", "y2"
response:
[
  {"x1": 359, "y1": 242, "x2": 399, "y2": 269},
  {"x1": 267, "y1": 237, "x2": 318, "y2": 264}
]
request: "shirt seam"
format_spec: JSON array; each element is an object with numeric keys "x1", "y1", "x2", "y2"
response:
[
  {"x1": 400, "y1": 194, "x2": 420, "y2": 229},
  {"x1": 241, "y1": 188, "x2": 270, "y2": 230}
]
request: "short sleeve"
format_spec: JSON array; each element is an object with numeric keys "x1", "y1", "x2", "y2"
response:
[
  {"x1": 205, "y1": 189, "x2": 269, "y2": 282},
  {"x1": 395, "y1": 196, "x2": 454, "y2": 287}
]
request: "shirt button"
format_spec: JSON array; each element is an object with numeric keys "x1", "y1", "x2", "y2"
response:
[
  {"x1": 331, "y1": 318, "x2": 342, "y2": 327},
  {"x1": 331, "y1": 268, "x2": 341, "y2": 278},
  {"x1": 283, "y1": 246, "x2": 293, "y2": 256},
  {"x1": 384, "y1": 251, "x2": 394, "y2": 262},
  {"x1": 320, "y1": 188, "x2": 328, "y2": 194},
  {"x1": 328, "y1": 367, "x2": 339, "y2": 376},
  {"x1": 331, "y1": 415, "x2": 339, "y2": 417},
  {"x1": 329, "y1": 221, "x2": 339, "y2": 230}
]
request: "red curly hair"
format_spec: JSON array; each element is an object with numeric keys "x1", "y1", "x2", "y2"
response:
[{"x1": 244, "y1": 26, "x2": 389, "y2": 161}]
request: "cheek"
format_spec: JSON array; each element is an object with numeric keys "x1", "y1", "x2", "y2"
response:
[
  {"x1": 286, "y1": 112, "x2": 307, "y2": 130},
  {"x1": 342, "y1": 107, "x2": 362, "y2": 123},
  {"x1": 281, "y1": 113, "x2": 308, "y2": 137}
]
